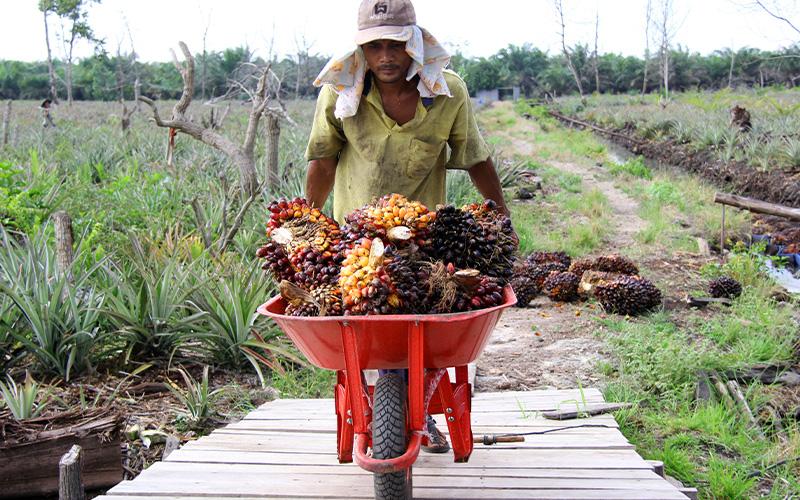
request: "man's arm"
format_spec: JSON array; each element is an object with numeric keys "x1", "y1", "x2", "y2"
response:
[
  {"x1": 468, "y1": 157, "x2": 510, "y2": 216},
  {"x1": 306, "y1": 158, "x2": 338, "y2": 209}
]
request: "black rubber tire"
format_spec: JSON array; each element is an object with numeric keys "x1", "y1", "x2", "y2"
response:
[{"x1": 372, "y1": 373, "x2": 412, "y2": 500}]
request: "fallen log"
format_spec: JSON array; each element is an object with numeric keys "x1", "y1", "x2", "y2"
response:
[
  {"x1": 714, "y1": 192, "x2": 800, "y2": 221},
  {"x1": 0, "y1": 414, "x2": 121, "y2": 498},
  {"x1": 547, "y1": 110, "x2": 645, "y2": 144}
]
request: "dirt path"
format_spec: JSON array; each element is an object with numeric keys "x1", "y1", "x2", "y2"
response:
[{"x1": 475, "y1": 104, "x2": 648, "y2": 392}]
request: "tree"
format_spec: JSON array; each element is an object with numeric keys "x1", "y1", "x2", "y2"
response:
[
  {"x1": 642, "y1": 0, "x2": 653, "y2": 94},
  {"x1": 40, "y1": 0, "x2": 103, "y2": 106},
  {"x1": 38, "y1": 1, "x2": 59, "y2": 102},
  {"x1": 554, "y1": 0, "x2": 584, "y2": 98},
  {"x1": 654, "y1": 0, "x2": 678, "y2": 101}
]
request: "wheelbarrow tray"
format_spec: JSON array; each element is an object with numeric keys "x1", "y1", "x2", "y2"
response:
[{"x1": 257, "y1": 287, "x2": 516, "y2": 370}]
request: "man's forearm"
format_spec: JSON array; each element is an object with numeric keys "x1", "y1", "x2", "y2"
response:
[
  {"x1": 305, "y1": 158, "x2": 338, "y2": 208},
  {"x1": 468, "y1": 157, "x2": 510, "y2": 215}
]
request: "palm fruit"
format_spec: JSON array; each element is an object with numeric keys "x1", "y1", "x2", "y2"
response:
[
  {"x1": 462, "y1": 200, "x2": 519, "y2": 284},
  {"x1": 510, "y1": 262, "x2": 540, "y2": 307},
  {"x1": 339, "y1": 238, "x2": 404, "y2": 315},
  {"x1": 427, "y1": 263, "x2": 503, "y2": 313},
  {"x1": 256, "y1": 241, "x2": 295, "y2": 282},
  {"x1": 595, "y1": 254, "x2": 639, "y2": 276},
  {"x1": 578, "y1": 270, "x2": 624, "y2": 297},
  {"x1": 280, "y1": 281, "x2": 342, "y2": 317},
  {"x1": 708, "y1": 276, "x2": 742, "y2": 299},
  {"x1": 543, "y1": 271, "x2": 580, "y2": 302},
  {"x1": 526, "y1": 251, "x2": 572, "y2": 269},
  {"x1": 568, "y1": 254, "x2": 639, "y2": 279},
  {"x1": 530, "y1": 261, "x2": 569, "y2": 288},
  {"x1": 342, "y1": 193, "x2": 434, "y2": 247},
  {"x1": 383, "y1": 247, "x2": 430, "y2": 313},
  {"x1": 289, "y1": 245, "x2": 341, "y2": 287},
  {"x1": 428, "y1": 205, "x2": 485, "y2": 266},
  {"x1": 267, "y1": 197, "x2": 342, "y2": 253},
  {"x1": 593, "y1": 275, "x2": 662, "y2": 315}
]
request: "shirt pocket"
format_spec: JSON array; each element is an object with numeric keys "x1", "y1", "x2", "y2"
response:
[{"x1": 407, "y1": 138, "x2": 445, "y2": 179}]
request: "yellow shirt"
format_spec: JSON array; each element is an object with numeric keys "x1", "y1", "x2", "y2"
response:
[{"x1": 305, "y1": 70, "x2": 490, "y2": 222}]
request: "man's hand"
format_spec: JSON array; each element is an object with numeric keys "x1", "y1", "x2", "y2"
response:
[
  {"x1": 306, "y1": 158, "x2": 338, "y2": 208},
  {"x1": 468, "y1": 157, "x2": 510, "y2": 216}
]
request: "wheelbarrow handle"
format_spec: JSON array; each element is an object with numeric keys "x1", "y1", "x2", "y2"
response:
[{"x1": 475, "y1": 434, "x2": 526, "y2": 445}]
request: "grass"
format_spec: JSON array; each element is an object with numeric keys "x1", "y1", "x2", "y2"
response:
[{"x1": 499, "y1": 96, "x2": 800, "y2": 498}]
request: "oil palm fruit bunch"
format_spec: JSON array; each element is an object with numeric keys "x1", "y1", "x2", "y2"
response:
[
  {"x1": 383, "y1": 247, "x2": 431, "y2": 314},
  {"x1": 462, "y1": 200, "x2": 518, "y2": 284},
  {"x1": 577, "y1": 271, "x2": 624, "y2": 297},
  {"x1": 593, "y1": 275, "x2": 662, "y2": 315},
  {"x1": 256, "y1": 241, "x2": 295, "y2": 282},
  {"x1": 339, "y1": 238, "x2": 409, "y2": 315},
  {"x1": 280, "y1": 281, "x2": 343, "y2": 317},
  {"x1": 428, "y1": 205, "x2": 485, "y2": 266},
  {"x1": 267, "y1": 197, "x2": 342, "y2": 253},
  {"x1": 342, "y1": 193, "x2": 434, "y2": 247},
  {"x1": 510, "y1": 261, "x2": 541, "y2": 307},
  {"x1": 569, "y1": 254, "x2": 639, "y2": 279},
  {"x1": 708, "y1": 276, "x2": 742, "y2": 299},
  {"x1": 542, "y1": 271, "x2": 580, "y2": 302},
  {"x1": 427, "y1": 263, "x2": 503, "y2": 313},
  {"x1": 526, "y1": 251, "x2": 572, "y2": 269}
]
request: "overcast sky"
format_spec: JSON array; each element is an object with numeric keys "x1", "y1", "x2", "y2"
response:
[{"x1": 1, "y1": 0, "x2": 798, "y2": 64}]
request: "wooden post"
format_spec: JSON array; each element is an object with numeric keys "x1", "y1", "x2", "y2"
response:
[
  {"x1": 265, "y1": 113, "x2": 281, "y2": 189},
  {"x1": 59, "y1": 445, "x2": 86, "y2": 500},
  {"x1": 2, "y1": 100, "x2": 10, "y2": 147},
  {"x1": 720, "y1": 204, "x2": 726, "y2": 255},
  {"x1": 52, "y1": 211, "x2": 74, "y2": 283}
]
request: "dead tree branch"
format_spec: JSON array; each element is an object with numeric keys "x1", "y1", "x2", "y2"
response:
[
  {"x1": 754, "y1": 0, "x2": 800, "y2": 35},
  {"x1": 554, "y1": 0, "x2": 584, "y2": 98},
  {"x1": 138, "y1": 41, "x2": 263, "y2": 196}
]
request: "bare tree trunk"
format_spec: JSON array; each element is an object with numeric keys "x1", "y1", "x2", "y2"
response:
[
  {"x1": 642, "y1": 0, "x2": 652, "y2": 95},
  {"x1": 52, "y1": 211, "x2": 74, "y2": 284},
  {"x1": 265, "y1": 113, "x2": 281, "y2": 188},
  {"x1": 58, "y1": 445, "x2": 85, "y2": 500},
  {"x1": 727, "y1": 49, "x2": 737, "y2": 88},
  {"x1": 554, "y1": 0, "x2": 584, "y2": 98},
  {"x1": 657, "y1": 0, "x2": 673, "y2": 101},
  {"x1": 2, "y1": 100, "x2": 10, "y2": 148},
  {"x1": 593, "y1": 12, "x2": 600, "y2": 93},
  {"x1": 134, "y1": 77, "x2": 141, "y2": 111},
  {"x1": 43, "y1": 10, "x2": 59, "y2": 104},
  {"x1": 66, "y1": 31, "x2": 77, "y2": 106}
]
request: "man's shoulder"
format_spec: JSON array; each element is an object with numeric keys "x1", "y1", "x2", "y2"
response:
[{"x1": 443, "y1": 70, "x2": 469, "y2": 100}]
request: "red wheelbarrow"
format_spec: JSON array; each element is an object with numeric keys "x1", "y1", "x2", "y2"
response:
[{"x1": 257, "y1": 287, "x2": 516, "y2": 499}]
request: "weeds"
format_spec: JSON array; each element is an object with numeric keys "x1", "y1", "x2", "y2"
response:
[{"x1": 0, "y1": 372, "x2": 51, "y2": 420}]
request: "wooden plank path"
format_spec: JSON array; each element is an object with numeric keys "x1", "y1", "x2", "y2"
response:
[{"x1": 96, "y1": 388, "x2": 689, "y2": 499}]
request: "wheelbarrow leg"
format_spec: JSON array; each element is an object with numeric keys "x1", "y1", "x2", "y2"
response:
[
  {"x1": 335, "y1": 370, "x2": 354, "y2": 463},
  {"x1": 436, "y1": 366, "x2": 474, "y2": 462}
]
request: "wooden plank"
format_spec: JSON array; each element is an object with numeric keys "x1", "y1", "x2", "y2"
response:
[
  {"x1": 186, "y1": 431, "x2": 632, "y2": 452},
  {"x1": 101, "y1": 461, "x2": 666, "y2": 479},
  {"x1": 163, "y1": 448, "x2": 653, "y2": 469},
  {"x1": 108, "y1": 469, "x2": 682, "y2": 493},
  {"x1": 97, "y1": 491, "x2": 686, "y2": 500}
]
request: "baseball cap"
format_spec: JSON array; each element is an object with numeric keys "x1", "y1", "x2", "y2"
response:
[{"x1": 355, "y1": 0, "x2": 417, "y2": 45}]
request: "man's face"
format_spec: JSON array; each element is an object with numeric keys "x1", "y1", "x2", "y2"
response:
[{"x1": 361, "y1": 39, "x2": 412, "y2": 84}]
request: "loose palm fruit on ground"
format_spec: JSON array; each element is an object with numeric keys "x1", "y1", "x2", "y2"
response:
[
  {"x1": 342, "y1": 193, "x2": 434, "y2": 247},
  {"x1": 526, "y1": 251, "x2": 572, "y2": 269},
  {"x1": 569, "y1": 254, "x2": 639, "y2": 278},
  {"x1": 594, "y1": 275, "x2": 662, "y2": 316},
  {"x1": 708, "y1": 276, "x2": 742, "y2": 299},
  {"x1": 510, "y1": 263, "x2": 541, "y2": 307},
  {"x1": 543, "y1": 271, "x2": 580, "y2": 302},
  {"x1": 578, "y1": 271, "x2": 624, "y2": 297}
]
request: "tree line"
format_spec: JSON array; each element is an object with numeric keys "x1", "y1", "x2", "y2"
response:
[{"x1": 1, "y1": 43, "x2": 798, "y2": 102}]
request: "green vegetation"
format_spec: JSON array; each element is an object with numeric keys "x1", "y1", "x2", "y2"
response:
[
  {"x1": 504, "y1": 96, "x2": 800, "y2": 498},
  {"x1": 558, "y1": 89, "x2": 800, "y2": 172}
]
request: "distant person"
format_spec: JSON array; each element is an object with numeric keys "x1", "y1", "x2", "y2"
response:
[
  {"x1": 304, "y1": 0, "x2": 513, "y2": 454},
  {"x1": 40, "y1": 99, "x2": 56, "y2": 128}
]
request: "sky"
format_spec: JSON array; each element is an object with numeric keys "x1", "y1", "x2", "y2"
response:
[{"x1": 0, "y1": 0, "x2": 798, "y2": 64}]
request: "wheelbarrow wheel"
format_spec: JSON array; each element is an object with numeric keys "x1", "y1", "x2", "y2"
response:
[{"x1": 373, "y1": 373, "x2": 412, "y2": 500}]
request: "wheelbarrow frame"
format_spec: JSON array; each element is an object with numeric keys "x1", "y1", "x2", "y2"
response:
[{"x1": 257, "y1": 287, "x2": 516, "y2": 473}]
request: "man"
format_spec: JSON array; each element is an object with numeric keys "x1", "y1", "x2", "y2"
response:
[{"x1": 304, "y1": 0, "x2": 511, "y2": 453}]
